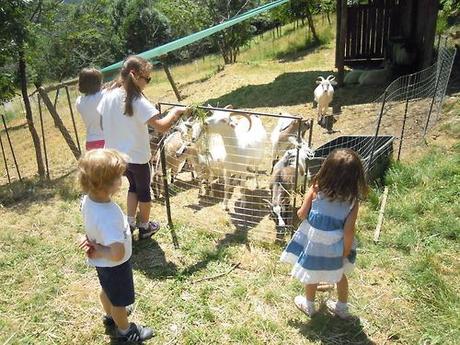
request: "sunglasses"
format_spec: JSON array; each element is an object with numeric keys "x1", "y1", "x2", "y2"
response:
[{"x1": 140, "y1": 75, "x2": 151, "y2": 83}]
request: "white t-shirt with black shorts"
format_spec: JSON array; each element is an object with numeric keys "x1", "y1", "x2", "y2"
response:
[
  {"x1": 97, "y1": 88, "x2": 159, "y2": 164},
  {"x1": 81, "y1": 195, "x2": 134, "y2": 307}
]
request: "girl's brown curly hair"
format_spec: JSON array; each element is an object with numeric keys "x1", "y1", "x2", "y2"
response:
[{"x1": 312, "y1": 148, "x2": 368, "y2": 202}]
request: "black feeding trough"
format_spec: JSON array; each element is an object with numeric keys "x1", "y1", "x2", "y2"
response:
[{"x1": 312, "y1": 135, "x2": 395, "y2": 182}]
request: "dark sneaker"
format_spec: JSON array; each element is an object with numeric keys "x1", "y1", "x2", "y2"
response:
[
  {"x1": 129, "y1": 224, "x2": 136, "y2": 234},
  {"x1": 138, "y1": 221, "x2": 160, "y2": 239},
  {"x1": 116, "y1": 323, "x2": 154, "y2": 343},
  {"x1": 103, "y1": 305, "x2": 134, "y2": 328}
]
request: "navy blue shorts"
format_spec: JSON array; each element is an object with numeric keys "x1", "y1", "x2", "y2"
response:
[
  {"x1": 125, "y1": 163, "x2": 152, "y2": 202},
  {"x1": 96, "y1": 259, "x2": 135, "y2": 307}
]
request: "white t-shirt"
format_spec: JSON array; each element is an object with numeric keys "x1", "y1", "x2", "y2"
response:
[
  {"x1": 97, "y1": 88, "x2": 159, "y2": 164},
  {"x1": 76, "y1": 90, "x2": 105, "y2": 142},
  {"x1": 81, "y1": 195, "x2": 132, "y2": 267}
]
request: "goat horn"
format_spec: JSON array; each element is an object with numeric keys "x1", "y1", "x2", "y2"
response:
[
  {"x1": 326, "y1": 75, "x2": 335, "y2": 81},
  {"x1": 229, "y1": 112, "x2": 252, "y2": 132},
  {"x1": 317, "y1": 76, "x2": 325, "y2": 81},
  {"x1": 262, "y1": 199, "x2": 274, "y2": 208}
]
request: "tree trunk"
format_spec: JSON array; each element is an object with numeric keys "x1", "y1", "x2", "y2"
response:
[
  {"x1": 305, "y1": 5, "x2": 319, "y2": 44},
  {"x1": 18, "y1": 46, "x2": 45, "y2": 178},
  {"x1": 327, "y1": 12, "x2": 331, "y2": 25}
]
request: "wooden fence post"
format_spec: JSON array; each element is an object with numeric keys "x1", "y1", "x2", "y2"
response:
[{"x1": 37, "y1": 87, "x2": 81, "y2": 160}]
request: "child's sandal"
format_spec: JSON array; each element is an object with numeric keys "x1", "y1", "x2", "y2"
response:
[{"x1": 294, "y1": 295, "x2": 317, "y2": 317}]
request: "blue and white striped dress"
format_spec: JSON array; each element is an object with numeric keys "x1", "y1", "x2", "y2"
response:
[{"x1": 280, "y1": 192, "x2": 356, "y2": 284}]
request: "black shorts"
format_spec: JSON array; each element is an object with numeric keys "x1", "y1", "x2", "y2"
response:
[
  {"x1": 125, "y1": 163, "x2": 151, "y2": 202},
  {"x1": 96, "y1": 259, "x2": 135, "y2": 307}
]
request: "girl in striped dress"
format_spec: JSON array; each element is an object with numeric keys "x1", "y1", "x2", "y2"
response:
[{"x1": 280, "y1": 148, "x2": 368, "y2": 319}]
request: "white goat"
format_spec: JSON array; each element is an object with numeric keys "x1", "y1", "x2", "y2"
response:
[
  {"x1": 270, "y1": 115, "x2": 310, "y2": 170},
  {"x1": 344, "y1": 69, "x2": 365, "y2": 85},
  {"x1": 191, "y1": 105, "x2": 267, "y2": 210},
  {"x1": 358, "y1": 62, "x2": 393, "y2": 85},
  {"x1": 151, "y1": 118, "x2": 193, "y2": 198},
  {"x1": 314, "y1": 75, "x2": 337, "y2": 122}
]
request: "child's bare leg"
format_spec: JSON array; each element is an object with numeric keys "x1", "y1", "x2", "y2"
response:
[
  {"x1": 127, "y1": 192, "x2": 138, "y2": 218},
  {"x1": 138, "y1": 201, "x2": 151, "y2": 223},
  {"x1": 305, "y1": 283, "x2": 318, "y2": 301},
  {"x1": 111, "y1": 306, "x2": 129, "y2": 331},
  {"x1": 336, "y1": 274, "x2": 348, "y2": 303},
  {"x1": 99, "y1": 290, "x2": 112, "y2": 316}
]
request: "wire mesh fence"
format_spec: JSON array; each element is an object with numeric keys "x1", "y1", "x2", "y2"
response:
[
  {"x1": 370, "y1": 38, "x2": 457, "y2": 162},
  {"x1": 151, "y1": 104, "x2": 309, "y2": 244}
]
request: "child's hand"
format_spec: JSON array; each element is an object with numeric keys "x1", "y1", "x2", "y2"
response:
[
  {"x1": 78, "y1": 236, "x2": 94, "y2": 255},
  {"x1": 78, "y1": 236, "x2": 103, "y2": 259}
]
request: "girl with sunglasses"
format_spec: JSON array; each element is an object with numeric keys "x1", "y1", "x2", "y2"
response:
[{"x1": 98, "y1": 55, "x2": 186, "y2": 239}]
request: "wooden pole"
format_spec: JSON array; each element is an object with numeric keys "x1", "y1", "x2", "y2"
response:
[
  {"x1": 43, "y1": 78, "x2": 78, "y2": 93},
  {"x1": 36, "y1": 87, "x2": 81, "y2": 160},
  {"x1": 336, "y1": 0, "x2": 347, "y2": 87},
  {"x1": 64, "y1": 86, "x2": 81, "y2": 153},
  {"x1": 158, "y1": 104, "x2": 179, "y2": 248},
  {"x1": 38, "y1": 95, "x2": 50, "y2": 179},
  {"x1": 374, "y1": 187, "x2": 389, "y2": 243},
  {"x1": 0, "y1": 128, "x2": 11, "y2": 184},
  {"x1": 162, "y1": 63, "x2": 182, "y2": 102},
  {"x1": 1, "y1": 114, "x2": 21, "y2": 181}
]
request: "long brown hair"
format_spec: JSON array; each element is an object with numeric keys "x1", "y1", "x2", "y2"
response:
[
  {"x1": 109, "y1": 55, "x2": 152, "y2": 116},
  {"x1": 312, "y1": 148, "x2": 368, "y2": 202}
]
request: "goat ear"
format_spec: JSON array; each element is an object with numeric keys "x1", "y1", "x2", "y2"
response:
[
  {"x1": 330, "y1": 80, "x2": 338, "y2": 86},
  {"x1": 316, "y1": 80, "x2": 322, "y2": 85},
  {"x1": 224, "y1": 104, "x2": 234, "y2": 109}
]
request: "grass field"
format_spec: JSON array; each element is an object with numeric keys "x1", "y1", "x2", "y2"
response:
[{"x1": 1, "y1": 16, "x2": 459, "y2": 345}]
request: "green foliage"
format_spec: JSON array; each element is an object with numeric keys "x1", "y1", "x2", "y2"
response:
[
  {"x1": 29, "y1": 0, "x2": 119, "y2": 83},
  {"x1": 200, "y1": 0, "x2": 259, "y2": 64},
  {"x1": 437, "y1": 0, "x2": 460, "y2": 33},
  {"x1": 0, "y1": 0, "x2": 28, "y2": 101},
  {"x1": 0, "y1": 0, "x2": 338, "y2": 89},
  {"x1": 112, "y1": 0, "x2": 172, "y2": 55}
]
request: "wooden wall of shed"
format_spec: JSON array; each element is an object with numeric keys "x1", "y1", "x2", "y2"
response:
[{"x1": 414, "y1": 0, "x2": 439, "y2": 68}]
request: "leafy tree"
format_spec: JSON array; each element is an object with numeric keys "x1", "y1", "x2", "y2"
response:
[
  {"x1": 30, "y1": 0, "x2": 120, "y2": 83},
  {"x1": 200, "y1": 0, "x2": 258, "y2": 64},
  {"x1": 0, "y1": 0, "x2": 55, "y2": 178},
  {"x1": 110, "y1": 0, "x2": 172, "y2": 55},
  {"x1": 156, "y1": 0, "x2": 214, "y2": 60},
  {"x1": 288, "y1": 0, "x2": 319, "y2": 43}
]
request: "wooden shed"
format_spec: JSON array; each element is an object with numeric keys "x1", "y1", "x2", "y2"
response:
[{"x1": 335, "y1": 0, "x2": 440, "y2": 84}]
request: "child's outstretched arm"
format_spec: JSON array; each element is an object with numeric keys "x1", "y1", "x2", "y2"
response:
[
  {"x1": 148, "y1": 106, "x2": 189, "y2": 133},
  {"x1": 297, "y1": 185, "x2": 316, "y2": 220},
  {"x1": 343, "y1": 202, "x2": 359, "y2": 257}
]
